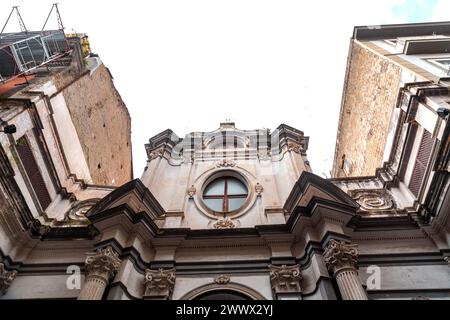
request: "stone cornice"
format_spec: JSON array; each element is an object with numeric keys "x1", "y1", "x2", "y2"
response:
[{"x1": 143, "y1": 123, "x2": 310, "y2": 164}]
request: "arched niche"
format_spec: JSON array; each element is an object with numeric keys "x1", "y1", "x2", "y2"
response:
[{"x1": 180, "y1": 283, "x2": 266, "y2": 300}]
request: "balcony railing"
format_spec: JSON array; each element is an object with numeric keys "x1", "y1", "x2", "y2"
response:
[{"x1": 0, "y1": 30, "x2": 69, "y2": 84}]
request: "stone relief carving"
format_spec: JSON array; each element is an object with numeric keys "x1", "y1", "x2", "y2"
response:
[
  {"x1": 323, "y1": 239, "x2": 359, "y2": 273},
  {"x1": 148, "y1": 146, "x2": 165, "y2": 160},
  {"x1": 0, "y1": 263, "x2": 17, "y2": 295},
  {"x1": 144, "y1": 268, "x2": 176, "y2": 299},
  {"x1": 349, "y1": 189, "x2": 395, "y2": 211},
  {"x1": 213, "y1": 217, "x2": 236, "y2": 229},
  {"x1": 214, "y1": 274, "x2": 230, "y2": 285},
  {"x1": 85, "y1": 246, "x2": 121, "y2": 280},
  {"x1": 187, "y1": 185, "x2": 196, "y2": 198},
  {"x1": 63, "y1": 199, "x2": 99, "y2": 224},
  {"x1": 269, "y1": 264, "x2": 302, "y2": 294},
  {"x1": 255, "y1": 183, "x2": 264, "y2": 196},
  {"x1": 215, "y1": 159, "x2": 236, "y2": 168},
  {"x1": 287, "y1": 142, "x2": 302, "y2": 154}
]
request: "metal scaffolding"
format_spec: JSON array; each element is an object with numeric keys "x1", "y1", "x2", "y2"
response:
[{"x1": 0, "y1": 4, "x2": 70, "y2": 85}]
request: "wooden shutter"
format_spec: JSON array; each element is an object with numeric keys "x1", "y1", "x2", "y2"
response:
[
  {"x1": 16, "y1": 137, "x2": 52, "y2": 210},
  {"x1": 409, "y1": 130, "x2": 433, "y2": 197}
]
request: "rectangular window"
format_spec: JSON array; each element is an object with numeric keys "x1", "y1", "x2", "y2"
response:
[
  {"x1": 16, "y1": 136, "x2": 52, "y2": 210},
  {"x1": 399, "y1": 124, "x2": 418, "y2": 180},
  {"x1": 408, "y1": 130, "x2": 433, "y2": 198},
  {"x1": 428, "y1": 58, "x2": 450, "y2": 75}
]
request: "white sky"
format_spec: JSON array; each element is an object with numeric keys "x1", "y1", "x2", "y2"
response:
[{"x1": 1, "y1": 0, "x2": 449, "y2": 179}]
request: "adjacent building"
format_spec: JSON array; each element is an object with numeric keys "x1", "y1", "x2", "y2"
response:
[{"x1": 333, "y1": 21, "x2": 450, "y2": 178}]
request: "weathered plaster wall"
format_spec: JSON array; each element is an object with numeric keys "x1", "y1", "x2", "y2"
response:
[
  {"x1": 333, "y1": 41, "x2": 402, "y2": 178},
  {"x1": 52, "y1": 64, "x2": 132, "y2": 186}
]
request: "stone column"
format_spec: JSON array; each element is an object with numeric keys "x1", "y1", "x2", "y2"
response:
[
  {"x1": 269, "y1": 264, "x2": 302, "y2": 299},
  {"x1": 78, "y1": 246, "x2": 122, "y2": 300},
  {"x1": 0, "y1": 263, "x2": 17, "y2": 296},
  {"x1": 143, "y1": 268, "x2": 176, "y2": 300},
  {"x1": 323, "y1": 239, "x2": 368, "y2": 300}
]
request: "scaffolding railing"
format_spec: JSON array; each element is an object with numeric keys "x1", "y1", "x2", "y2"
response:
[
  {"x1": 0, "y1": 30, "x2": 69, "y2": 83},
  {"x1": 0, "y1": 4, "x2": 70, "y2": 85}
]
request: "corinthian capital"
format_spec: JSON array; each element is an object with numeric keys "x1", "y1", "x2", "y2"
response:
[
  {"x1": 144, "y1": 268, "x2": 176, "y2": 299},
  {"x1": 85, "y1": 246, "x2": 121, "y2": 280},
  {"x1": 0, "y1": 263, "x2": 17, "y2": 295},
  {"x1": 323, "y1": 239, "x2": 359, "y2": 274},
  {"x1": 269, "y1": 264, "x2": 302, "y2": 294}
]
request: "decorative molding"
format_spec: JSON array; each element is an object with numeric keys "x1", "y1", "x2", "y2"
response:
[
  {"x1": 349, "y1": 189, "x2": 395, "y2": 211},
  {"x1": 214, "y1": 274, "x2": 231, "y2": 285},
  {"x1": 215, "y1": 159, "x2": 236, "y2": 168},
  {"x1": 255, "y1": 183, "x2": 264, "y2": 196},
  {"x1": 85, "y1": 246, "x2": 121, "y2": 281},
  {"x1": 351, "y1": 233, "x2": 427, "y2": 241},
  {"x1": 412, "y1": 296, "x2": 430, "y2": 300},
  {"x1": 144, "y1": 268, "x2": 176, "y2": 299},
  {"x1": 0, "y1": 263, "x2": 17, "y2": 295},
  {"x1": 187, "y1": 185, "x2": 196, "y2": 199},
  {"x1": 323, "y1": 239, "x2": 359, "y2": 273},
  {"x1": 213, "y1": 217, "x2": 236, "y2": 229},
  {"x1": 269, "y1": 264, "x2": 302, "y2": 294}
]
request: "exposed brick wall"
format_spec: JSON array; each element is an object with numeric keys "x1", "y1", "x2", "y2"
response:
[
  {"x1": 333, "y1": 41, "x2": 402, "y2": 178},
  {"x1": 53, "y1": 64, "x2": 132, "y2": 186}
]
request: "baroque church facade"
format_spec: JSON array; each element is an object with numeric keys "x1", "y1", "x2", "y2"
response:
[{"x1": 0, "y1": 21, "x2": 450, "y2": 300}]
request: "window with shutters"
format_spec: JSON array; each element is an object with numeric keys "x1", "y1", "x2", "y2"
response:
[
  {"x1": 16, "y1": 136, "x2": 52, "y2": 211},
  {"x1": 408, "y1": 130, "x2": 433, "y2": 198}
]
